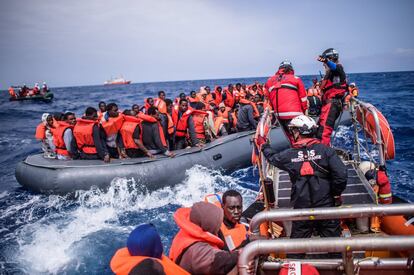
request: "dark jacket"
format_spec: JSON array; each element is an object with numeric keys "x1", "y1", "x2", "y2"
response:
[
  {"x1": 236, "y1": 104, "x2": 257, "y2": 131},
  {"x1": 262, "y1": 139, "x2": 347, "y2": 208},
  {"x1": 141, "y1": 121, "x2": 167, "y2": 153}
]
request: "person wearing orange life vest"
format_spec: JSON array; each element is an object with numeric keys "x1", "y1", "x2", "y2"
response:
[
  {"x1": 101, "y1": 103, "x2": 126, "y2": 159},
  {"x1": 192, "y1": 102, "x2": 210, "y2": 143},
  {"x1": 236, "y1": 94, "x2": 258, "y2": 132},
  {"x1": 53, "y1": 112, "x2": 79, "y2": 160},
  {"x1": 217, "y1": 102, "x2": 233, "y2": 134},
  {"x1": 143, "y1": 97, "x2": 155, "y2": 114},
  {"x1": 155, "y1": 91, "x2": 170, "y2": 143},
  {"x1": 8, "y1": 87, "x2": 16, "y2": 99},
  {"x1": 172, "y1": 98, "x2": 200, "y2": 150},
  {"x1": 258, "y1": 115, "x2": 347, "y2": 258},
  {"x1": 111, "y1": 223, "x2": 189, "y2": 275},
  {"x1": 217, "y1": 190, "x2": 250, "y2": 251},
  {"x1": 187, "y1": 90, "x2": 199, "y2": 109},
  {"x1": 264, "y1": 60, "x2": 308, "y2": 143},
  {"x1": 164, "y1": 99, "x2": 175, "y2": 150},
  {"x1": 316, "y1": 48, "x2": 348, "y2": 145},
  {"x1": 169, "y1": 202, "x2": 239, "y2": 274},
  {"x1": 213, "y1": 86, "x2": 223, "y2": 106},
  {"x1": 223, "y1": 84, "x2": 235, "y2": 108},
  {"x1": 119, "y1": 110, "x2": 154, "y2": 158},
  {"x1": 73, "y1": 107, "x2": 110, "y2": 162},
  {"x1": 35, "y1": 113, "x2": 56, "y2": 158},
  {"x1": 141, "y1": 107, "x2": 174, "y2": 157},
  {"x1": 174, "y1": 93, "x2": 187, "y2": 107}
]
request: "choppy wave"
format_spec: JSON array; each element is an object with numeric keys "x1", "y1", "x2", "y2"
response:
[{"x1": 1, "y1": 165, "x2": 257, "y2": 274}]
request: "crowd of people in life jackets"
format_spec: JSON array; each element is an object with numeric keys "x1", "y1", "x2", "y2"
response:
[
  {"x1": 106, "y1": 48, "x2": 386, "y2": 275},
  {"x1": 34, "y1": 50, "x2": 359, "y2": 162},
  {"x1": 9, "y1": 82, "x2": 49, "y2": 99}
]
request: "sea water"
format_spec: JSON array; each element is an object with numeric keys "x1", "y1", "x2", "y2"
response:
[{"x1": 0, "y1": 72, "x2": 413, "y2": 274}]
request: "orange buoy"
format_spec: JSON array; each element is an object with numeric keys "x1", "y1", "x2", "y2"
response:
[
  {"x1": 356, "y1": 104, "x2": 395, "y2": 160},
  {"x1": 381, "y1": 215, "x2": 414, "y2": 235}
]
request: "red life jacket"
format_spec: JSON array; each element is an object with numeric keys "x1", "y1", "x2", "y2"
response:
[
  {"x1": 110, "y1": 248, "x2": 189, "y2": 275},
  {"x1": 321, "y1": 79, "x2": 347, "y2": 102},
  {"x1": 120, "y1": 116, "x2": 142, "y2": 149},
  {"x1": 35, "y1": 123, "x2": 46, "y2": 140},
  {"x1": 154, "y1": 98, "x2": 167, "y2": 114},
  {"x1": 213, "y1": 86, "x2": 223, "y2": 106},
  {"x1": 53, "y1": 121, "x2": 74, "y2": 156},
  {"x1": 169, "y1": 207, "x2": 224, "y2": 263},
  {"x1": 223, "y1": 88, "x2": 235, "y2": 108},
  {"x1": 219, "y1": 223, "x2": 248, "y2": 251},
  {"x1": 192, "y1": 110, "x2": 208, "y2": 139},
  {"x1": 73, "y1": 118, "x2": 98, "y2": 154},
  {"x1": 172, "y1": 107, "x2": 192, "y2": 138},
  {"x1": 167, "y1": 113, "x2": 174, "y2": 135},
  {"x1": 101, "y1": 115, "x2": 124, "y2": 136}
]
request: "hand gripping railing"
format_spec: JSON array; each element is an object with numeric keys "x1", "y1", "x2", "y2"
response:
[
  {"x1": 238, "y1": 236, "x2": 414, "y2": 275},
  {"x1": 350, "y1": 97, "x2": 385, "y2": 166},
  {"x1": 249, "y1": 204, "x2": 414, "y2": 235}
]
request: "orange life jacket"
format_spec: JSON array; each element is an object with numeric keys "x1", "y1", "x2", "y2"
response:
[
  {"x1": 192, "y1": 110, "x2": 208, "y2": 139},
  {"x1": 223, "y1": 89, "x2": 235, "y2": 108},
  {"x1": 169, "y1": 207, "x2": 224, "y2": 263},
  {"x1": 239, "y1": 98, "x2": 260, "y2": 118},
  {"x1": 101, "y1": 115, "x2": 124, "y2": 136},
  {"x1": 187, "y1": 96, "x2": 199, "y2": 104},
  {"x1": 214, "y1": 116, "x2": 224, "y2": 134},
  {"x1": 53, "y1": 121, "x2": 74, "y2": 156},
  {"x1": 167, "y1": 113, "x2": 174, "y2": 135},
  {"x1": 219, "y1": 223, "x2": 248, "y2": 251},
  {"x1": 35, "y1": 123, "x2": 46, "y2": 140},
  {"x1": 218, "y1": 107, "x2": 231, "y2": 123},
  {"x1": 154, "y1": 98, "x2": 167, "y2": 114},
  {"x1": 97, "y1": 111, "x2": 104, "y2": 121},
  {"x1": 120, "y1": 116, "x2": 142, "y2": 149},
  {"x1": 8, "y1": 87, "x2": 16, "y2": 97},
  {"x1": 172, "y1": 107, "x2": 192, "y2": 138},
  {"x1": 205, "y1": 93, "x2": 214, "y2": 104},
  {"x1": 110, "y1": 248, "x2": 189, "y2": 275},
  {"x1": 73, "y1": 118, "x2": 98, "y2": 154},
  {"x1": 213, "y1": 86, "x2": 223, "y2": 106}
]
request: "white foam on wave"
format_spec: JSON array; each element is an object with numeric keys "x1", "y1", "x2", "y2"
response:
[{"x1": 14, "y1": 165, "x2": 257, "y2": 274}]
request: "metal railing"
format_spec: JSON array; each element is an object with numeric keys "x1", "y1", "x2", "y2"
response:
[
  {"x1": 238, "y1": 236, "x2": 414, "y2": 275},
  {"x1": 250, "y1": 203, "x2": 414, "y2": 235},
  {"x1": 350, "y1": 97, "x2": 385, "y2": 166}
]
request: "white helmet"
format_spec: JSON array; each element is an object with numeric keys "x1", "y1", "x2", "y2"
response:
[{"x1": 288, "y1": 115, "x2": 317, "y2": 135}]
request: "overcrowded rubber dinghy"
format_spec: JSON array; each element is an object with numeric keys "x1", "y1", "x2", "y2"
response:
[{"x1": 15, "y1": 111, "x2": 352, "y2": 195}]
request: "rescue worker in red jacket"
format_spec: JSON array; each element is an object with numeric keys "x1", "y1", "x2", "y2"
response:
[
  {"x1": 218, "y1": 190, "x2": 250, "y2": 251},
  {"x1": 258, "y1": 115, "x2": 347, "y2": 258},
  {"x1": 169, "y1": 202, "x2": 239, "y2": 274},
  {"x1": 172, "y1": 99, "x2": 200, "y2": 150},
  {"x1": 73, "y1": 107, "x2": 110, "y2": 162},
  {"x1": 111, "y1": 223, "x2": 189, "y2": 275},
  {"x1": 53, "y1": 112, "x2": 79, "y2": 160},
  {"x1": 316, "y1": 48, "x2": 348, "y2": 145},
  {"x1": 119, "y1": 110, "x2": 154, "y2": 158},
  {"x1": 264, "y1": 60, "x2": 308, "y2": 142}
]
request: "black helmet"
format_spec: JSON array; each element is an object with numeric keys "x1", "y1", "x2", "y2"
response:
[
  {"x1": 322, "y1": 48, "x2": 339, "y2": 62},
  {"x1": 279, "y1": 60, "x2": 293, "y2": 71}
]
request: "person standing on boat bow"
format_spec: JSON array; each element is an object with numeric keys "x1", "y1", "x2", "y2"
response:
[
  {"x1": 264, "y1": 60, "x2": 308, "y2": 143},
  {"x1": 257, "y1": 115, "x2": 347, "y2": 258},
  {"x1": 316, "y1": 48, "x2": 348, "y2": 145}
]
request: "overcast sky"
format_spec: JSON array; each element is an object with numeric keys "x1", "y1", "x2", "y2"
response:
[{"x1": 0, "y1": 0, "x2": 413, "y2": 89}]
